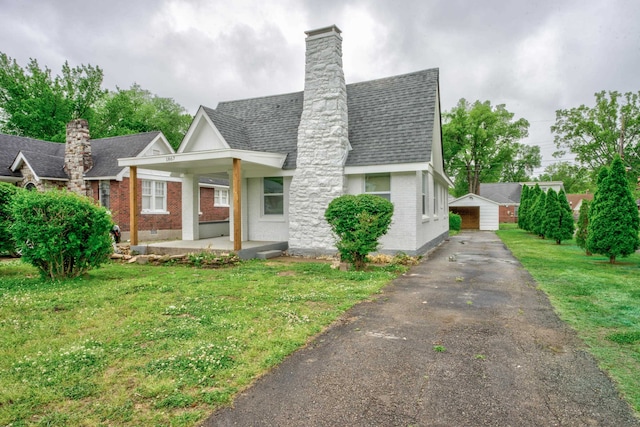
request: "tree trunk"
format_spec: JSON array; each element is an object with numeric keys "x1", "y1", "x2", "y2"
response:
[{"x1": 609, "y1": 255, "x2": 616, "y2": 264}]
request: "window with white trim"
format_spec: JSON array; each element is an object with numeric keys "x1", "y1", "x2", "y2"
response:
[
  {"x1": 142, "y1": 180, "x2": 167, "y2": 212},
  {"x1": 365, "y1": 173, "x2": 390, "y2": 200},
  {"x1": 263, "y1": 177, "x2": 284, "y2": 215},
  {"x1": 422, "y1": 172, "x2": 428, "y2": 215},
  {"x1": 215, "y1": 188, "x2": 229, "y2": 207},
  {"x1": 99, "y1": 180, "x2": 110, "y2": 209}
]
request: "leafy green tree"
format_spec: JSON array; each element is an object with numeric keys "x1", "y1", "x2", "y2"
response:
[
  {"x1": 517, "y1": 184, "x2": 530, "y2": 230},
  {"x1": 92, "y1": 84, "x2": 191, "y2": 149},
  {"x1": 325, "y1": 194, "x2": 394, "y2": 271},
  {"x1": 443, "y1": 99, "x2": 534, "y2": 196},
  {"x1": 0, "y1": 52, "x2": 191, "y2": 148},
  {"x1": 575, "y1": 199, "x2": 591, "y2": 255},
  {"x1": 0, "y1": 183, "x2": 21, "y2": 255},
  {"x1": 537, "y1": 162, "x2": 592, "y2": 193},
  {"x1": 552, "y1": 91, "x2": 640, "y2": 182},
  {"x1": 10, "y1": 190, "x2": 113, "y2": 278},
  {"x1": 586, "y1": 156, "x2": 640, "y2": 263},
  {"x1": 501, "y1": 144, "x2": 542, "y2": 182},
  {"x1": 0, "y1": 53, "x2": 105, "y2": 141}
]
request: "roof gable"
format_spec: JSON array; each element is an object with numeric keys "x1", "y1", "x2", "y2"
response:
[
  {"x1": 206, "y1": 68, "x2": 439, "y2": 170},
  {"x1": 178, "y1": 107, "x2": 234, "y2": 153},
  {"x1": 85, "y1": 132, "x2": 167, "y2": 179},
  {"x1": 0, "y1": 134, "x2": 64, "y2": 179},
  {"x1": 11, "y1": 150, "x2": 67, "y2": 180}
]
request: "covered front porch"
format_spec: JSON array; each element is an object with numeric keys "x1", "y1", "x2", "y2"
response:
[
  {"x1": 118, "y1": 147, "x2": 288, "y2": 258},
  {"x1": 133, "y1": 236, "x2": 288, "y2": 260}
]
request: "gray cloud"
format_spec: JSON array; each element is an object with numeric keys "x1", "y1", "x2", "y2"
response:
[{"x1": 1, "y1": 0, "x2": 639, "y2": 169}]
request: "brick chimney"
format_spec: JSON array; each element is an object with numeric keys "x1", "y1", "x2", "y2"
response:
[
  {"x1": 288, "y1": 25, "x2": 350, "y2": 256},
  {"x1": 64, "y1": 119, "x2": 92, "y2": 196}
]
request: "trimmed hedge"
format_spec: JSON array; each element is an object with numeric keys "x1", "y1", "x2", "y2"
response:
[
  {"x1": 449, "y1": 212, "x2": 462, "y2": 231},
  {"x1": 325, "y1": 194, "x2": 393, "y2": 271},
  {"x1": 10, "y1": 189, "x2": 114, "y2": 279}
]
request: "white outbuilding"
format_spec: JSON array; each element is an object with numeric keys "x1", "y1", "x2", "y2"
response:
[{"x1": 449, "y1": 193, "x2": 500, "y2": 231}]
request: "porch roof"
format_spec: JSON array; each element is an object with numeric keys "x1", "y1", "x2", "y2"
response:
[{"x1": 118, "y1": 148, "x2": 287, "y2": 177}]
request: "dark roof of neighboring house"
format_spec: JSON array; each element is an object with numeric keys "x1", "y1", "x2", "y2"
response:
[
  {"x1": 85, "y1": 132, "x2": 161, "y2": 178},
  {"x1": 207, "y1": 68, "x2": 439, "y2": 169},
  {"x1": 0, "y1": 131, "x2": 161, "y2": 181},
  {"x1": 479, "y1": 183, "x2": 522, "y2": 204},
  {"x1": 17, "y1": 151, "x2": 68, "y2": 179},
  {"x1": 0, "y1": 134, "x2": 64, "y2": 178},
  {"x1": 199, "y1": 177, "x2": 229, "y2": 187}
]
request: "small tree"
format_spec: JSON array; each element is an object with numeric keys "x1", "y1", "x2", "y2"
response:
[
  {"x1": 557, "y1": 189, "x2": 575, "y2": 243},
  {"x1": 325, "y1": 194, "x2": 394, "y2": 271},
  {"x1": 587, "y1": 156, "x2": 640, "y2": 263},
  {"x1": 0, "y1": 183, "x2": 21, "y2": 255},
  {"x1": 531, "y1": 189, "x2": 547, "y2": 237},
  {"x1": 517, "y1": 184, "x2": 530, "y2": 230},
  {"x1": 575, "y1": 199, "x2": 591, "y2": 255},
  {"x1": 10, "y1": 189, "x2": 114, "y2": 278},
  {"x1": 543, "y1": 188, "x2": 561, "y2": 242}
]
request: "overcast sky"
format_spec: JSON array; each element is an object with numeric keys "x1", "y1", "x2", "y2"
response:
[{"x1": 2, "y1": 0, "x2": 639, "y2": 170}]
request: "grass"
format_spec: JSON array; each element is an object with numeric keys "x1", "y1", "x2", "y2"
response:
[
  {"x1": 496, "y1": 227, "x2": 640, "y2": 413},
  {"x1": 0, "y1": 258, "x2": 405, "y2": 426}
]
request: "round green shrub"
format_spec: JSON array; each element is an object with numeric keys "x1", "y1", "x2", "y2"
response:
[
  {"x1": 449, "y1": 212, "x2": 462, "y2": 231},
  {"x1": 10, "y1": 189, "x2": 114, "y2": 279},
  {"x1": 0, "y1": 182, "x2": 21, "y2": 255},
  {"x1": 325, "y1": 194, "x2": 394, "y2": 271}
]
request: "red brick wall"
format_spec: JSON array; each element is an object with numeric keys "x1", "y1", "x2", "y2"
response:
[
  {"x1": 199, "y1": 187, "x2": 230, "y2": 222},
  {"x1": 499, "y1": 205, "x2": 518, "y2": 223},
  {"x1": 89, "y1": 179, "x2": 229, "y2": 231}
]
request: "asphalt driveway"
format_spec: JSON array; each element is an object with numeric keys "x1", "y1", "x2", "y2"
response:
[{"x1": 204, "y1": 231, "x2": 639, "y2": 426}]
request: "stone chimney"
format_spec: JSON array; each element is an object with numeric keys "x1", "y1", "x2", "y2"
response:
[
  {"x1": 288, "y1": 25, "x2": 350, "y2": 256},
  {"x1": 64, "y1": 119, "x2": 92, "y2": 196}
]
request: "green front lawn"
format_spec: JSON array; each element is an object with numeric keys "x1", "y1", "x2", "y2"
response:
[
  {"x1": 0, "y1": 259, "x2": 403, "y2": 426},
  {"x1": 497, "y1": 228, "x2": 640, "y2": 413}
]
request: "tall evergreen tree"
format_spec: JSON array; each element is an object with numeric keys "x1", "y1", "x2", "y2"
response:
[
  {"x1": 575, "y1": 199, "x2": 591, "y2": 255},
  {"x1": 543, "y1": 188, "x2": 561, "y2": 242},
  {"x1": 517, "y1": 184, "x2": 530, "y2": 230},
  {"x1": 557, "y1": 189, "x2": 575, "y2": 244},
  {"x1": 531, "y1": 189, "x2": 547, "y2": 237},
  {"x1": 587, "y1": 156, "x2": 640, "y2": 263}
]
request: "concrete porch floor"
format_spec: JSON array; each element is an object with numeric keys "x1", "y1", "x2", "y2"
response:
[{"x1": 133, "y1": 237, "x2": 288, "y2": 260}]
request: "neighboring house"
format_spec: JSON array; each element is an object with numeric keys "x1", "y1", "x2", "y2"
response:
[
  {"x1": 449, "y1": 194, "x2": 500, "y2": 230},
  {"x1": 0, "y1": 121, "x2": 229, "y2": 241},
  {"x1": 566, "y1": 193, "x2": 594, "y2": 219},
  {"x1": 120, "y1": 25, "x2": 452, "y2": 256},
  {"x1": 479, "y1": 181, "x2": 565, "y2": 223}
]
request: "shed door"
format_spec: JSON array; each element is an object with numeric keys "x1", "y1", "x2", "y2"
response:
[{"x1": 450, "y1": 206, "x2": 480, "y2": 230}]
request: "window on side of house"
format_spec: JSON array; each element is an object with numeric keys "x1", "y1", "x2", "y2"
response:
[
  {"x1": 263, "y1": 177, "x2": 284, "y2": 215},
  {"x1": 364, "y1": 173, "x2": 391, "y2": 200},
  {"x1": 99, "y1": 180, "x2": 110, "y2": 209},
  {"x1": 215, "y1": 188, "x2": 229, "y2": 207},
  {"x1": 142, "y1": 180, "x2": 167, "y2": 213},
  {"x1": 422, "y1": 172, "x2": 428, "y2": 216}
]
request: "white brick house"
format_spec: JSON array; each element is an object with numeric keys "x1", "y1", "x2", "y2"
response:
[{"x1": 120, "y1": 25, "x2": 452, "y2": 256}]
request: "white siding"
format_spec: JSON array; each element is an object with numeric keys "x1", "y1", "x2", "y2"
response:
[{"x1": 245, "y1": 177, "x2": 290, "y2": 242}]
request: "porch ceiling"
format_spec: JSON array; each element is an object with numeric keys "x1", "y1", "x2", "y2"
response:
[{"x1": 117, "y1": 148, "x2": 287, "y2": 176}]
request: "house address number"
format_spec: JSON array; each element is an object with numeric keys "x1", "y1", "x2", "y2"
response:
[{"x1": 166, "y1": 155, "x2": 175, "y2": 162}]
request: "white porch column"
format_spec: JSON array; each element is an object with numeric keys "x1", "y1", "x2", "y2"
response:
[{"x1": 182, "y1": 174, "x2": 200, "y2": 241}]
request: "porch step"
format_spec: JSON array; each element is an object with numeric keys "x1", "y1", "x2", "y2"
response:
[{"x1": 256, "y1": 250, "x2": 283, "y2": 260}]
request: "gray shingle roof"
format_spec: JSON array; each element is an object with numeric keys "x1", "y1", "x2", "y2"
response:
[
  {"x1": 85, "y1": 132, "x2": 161, "y2": 178},
  {"x1": 208, "y1": 68, "x2": 439, "y2": 169},
  {"x1": 17, "y1": 151, "x2": 67, "y2": 179},
  {"x1": 0, "y1": 131, "x2": 161, "y2": 181},
  {"x1": 0, "y1": 134, "x2": 64, "y2": 178},
  {"x1": 479, "y1": 183, "x2": 523, "y2": 204}
]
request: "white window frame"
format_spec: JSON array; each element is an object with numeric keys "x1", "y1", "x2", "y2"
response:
[
  {"x1": 364, "y1": 173, "x2": 391, "y2": 200},
  {"x1": 215, "y1": 188, "x2": 229, "y2": 207},
  {"x1": 142, "y1": 180, "x2": 168, "y2": 214},
  {"x1": 263, "y1": 177, "x2": 284, "y2": 216},
  {"x1": 422, "y1": 172, "x2": 428, "y2": 217}
]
